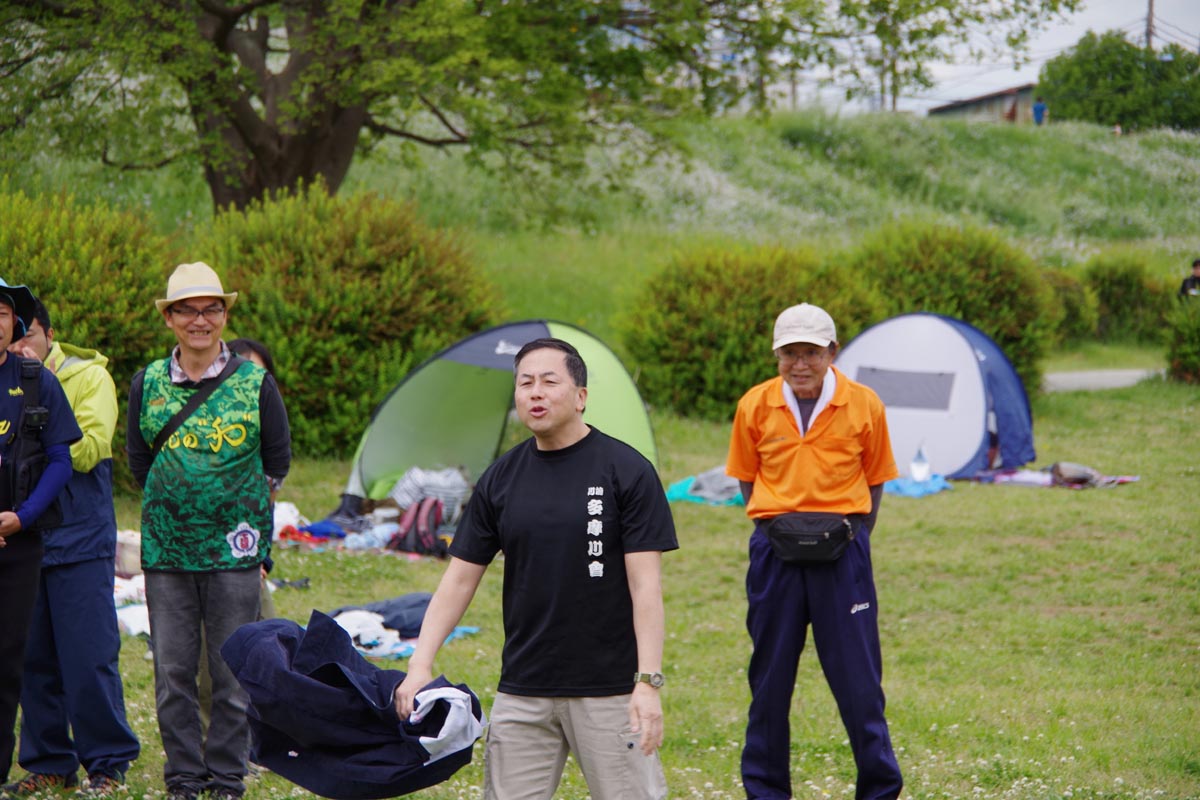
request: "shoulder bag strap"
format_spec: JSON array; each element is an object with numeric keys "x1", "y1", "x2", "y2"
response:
[
  {"x1": 150, "y1": 356, "x2": 244, "y2": 458},
  {"x1": 6, "y1": 357, "x2": 44, "y2": 453}
]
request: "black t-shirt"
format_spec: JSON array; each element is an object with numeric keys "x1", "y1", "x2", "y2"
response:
[{"x1": 450, "y1": 427, "x2": 678, "y2": 697}]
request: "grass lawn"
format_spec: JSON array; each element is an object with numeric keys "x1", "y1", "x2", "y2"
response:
[{"x1": 103, "y1": 376, "x2": 1199, "y2": 800}]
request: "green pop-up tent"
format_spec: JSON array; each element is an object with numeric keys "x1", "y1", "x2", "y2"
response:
[{"x1": 332, "y1": 320, "x2": 658, "y2": 516}]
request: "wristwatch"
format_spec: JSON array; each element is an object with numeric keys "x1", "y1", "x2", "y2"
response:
[{"x1": 633, "y1": 671, "x2": 666, "y2": 688}]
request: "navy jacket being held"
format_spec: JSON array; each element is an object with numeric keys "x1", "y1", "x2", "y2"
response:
[{"x1": 221, "y1": 610, "x2": 485, "y2": 800}]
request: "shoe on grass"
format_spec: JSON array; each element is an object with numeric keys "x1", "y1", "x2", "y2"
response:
[
  {"x1": 0, "y1": 772, "x2": 79, "y2": 798},
  {"x1": 81, "y1": 774, "x2": 125, "y2": 798}
]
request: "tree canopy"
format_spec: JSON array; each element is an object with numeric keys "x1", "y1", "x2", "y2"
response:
[
  {"x1": 831, "y1": 0, "x2": 1079, "y2": 110},
  {"x1": 1037, "y1": 30, "x2": 1200, "y2": 132},
  {"x1": 1, "y1": 0, "x2": 1087, "y2": 209}
]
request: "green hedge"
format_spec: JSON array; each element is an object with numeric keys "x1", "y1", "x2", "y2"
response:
[
  {"x1": 1084, "y1": 251, "x2": 1173, "y2": 343},
  {"x1": 191, "y1": 184, "x2": 501, "y2": 457},
  {"x1": 1043, "y1": 266, "x2": 1100, "y2": 345},
  {"x1": 0, "y1": 187, "x2": 177, "y2": 491},
  {"x1": 1166, "y1": 300, "x2": 1200, "y2": 383},
  {"x1": 0, "y1": 186, "x2": 176, "y2": 396},
  {"x1": 619, "y1": 246, "x2": 887, "y2": 421},
  {"x1": 622, "y1": 221, "x2": 1057, "y2": 421}
]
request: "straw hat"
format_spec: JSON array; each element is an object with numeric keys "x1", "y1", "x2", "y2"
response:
[{"x1": 155, "y1": 262, "x2": 238, "y2": 312}]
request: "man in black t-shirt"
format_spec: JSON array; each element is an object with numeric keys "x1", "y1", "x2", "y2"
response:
[{"x1": 394, "y1": 337, "x2": 677, "y2": 800}]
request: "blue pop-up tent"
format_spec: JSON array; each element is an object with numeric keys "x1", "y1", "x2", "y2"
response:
[{"x1": 835, "y1": 312, "x2": 1035, "y2": 479}]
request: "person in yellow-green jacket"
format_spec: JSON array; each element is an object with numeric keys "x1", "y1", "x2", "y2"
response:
[{"x1": 5, "y1": 297, "x2": 140, "y2": 799}]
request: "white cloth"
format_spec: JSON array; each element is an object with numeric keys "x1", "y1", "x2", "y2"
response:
[
  {"x1": 782, "y1": 367, "x2": 836, "y2": 436},
  {"x1": 387, "y1": 467, "x2": 471, "y2": 524},
  {"x1": 273, "y1": 500, "x2": 310, "y2": 535},
  {"x1": 410, "y1": 685, "x2": 487, "y2": 763}
]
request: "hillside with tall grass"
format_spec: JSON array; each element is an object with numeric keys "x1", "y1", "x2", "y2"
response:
[{"x1": 5, "y1": 111, "x2": 1198, "y2": 343}]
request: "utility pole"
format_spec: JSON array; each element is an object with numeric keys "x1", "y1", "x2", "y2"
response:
[{"x1": 1146, "y1": 0, "x2": 1155, "y2": 48}]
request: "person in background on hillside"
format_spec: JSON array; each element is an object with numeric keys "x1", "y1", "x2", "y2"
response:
[
  {"x1": 126, "y1": 262, "x2": 291, "y2": 800},
  {"x1": 727, "y1": 303, "x2": 903, "y2": 800},
  {"x1": 1177, "y1": 258, "x2": 1200, "y2": 300},
  {"x1": 393, "y1": 337, "x2": 678, "y2": 800},
  {"x1": 4, "y1": 298, "x2": 140, "y2": 799},
  {"x1": 0, "y1": 280, "x2": 81, "y2": 794},
  {"x1": 1032, "y1": 96, "x2": 1048, "y2": 126}
]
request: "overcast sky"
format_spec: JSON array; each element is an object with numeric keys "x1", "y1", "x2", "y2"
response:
[{"x1": 794, "y1": 0, "x2": 1200, "y2": 115}]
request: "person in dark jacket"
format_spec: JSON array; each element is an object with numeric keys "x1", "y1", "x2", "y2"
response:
[
  {"x1": 3, "y1": 299, "x2": 140, "y2": 799},
  {"x1": 1178, "y1": 258, "x2": 1200, "y2": 299},
  {"x1": 0, "y1": 280, "x2": 81, "y2": 793}
]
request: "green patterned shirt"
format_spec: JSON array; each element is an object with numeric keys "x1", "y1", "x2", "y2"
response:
[{"x1": 138, "y1": 358, "x2": 272, "y2": 571}]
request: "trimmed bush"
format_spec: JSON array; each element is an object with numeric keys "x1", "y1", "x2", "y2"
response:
[
  {"x1": 1166, "y1": 300, "x2": 1200, "y2": 384},
  {"x1": 0, "y1": 186, "x2": 176, "y2": 395},
  {"x1": 0, "y1": 186, "x2": 178, "y2": 492},
  {"x1": 1043, "y1": 266, "x2": 1100, "y2": 345},
  {"x1": 619, "y1": 246, "x2": 887, "y2": 421},
  {"x1": 1084, "y1": 251, "x2": 1173, "y2": 343},
  {"x1": 191, "y1": 184, "x2": 500, "y2": 458},
  {"x1": 844, "y1": 220, "x2": 1055, "y2": 394}
]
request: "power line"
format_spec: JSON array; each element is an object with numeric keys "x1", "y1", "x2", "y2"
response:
[
  {"x1": 1156, "y1": 28, "x2": 1196, "y2": 49},
  {"x1": 1156, "y1": 16, "x2": 1194, "y2": 37}
]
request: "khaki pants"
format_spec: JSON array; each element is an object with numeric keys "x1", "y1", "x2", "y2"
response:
[{"x1": 483, "y1": 692, "x2": 667, "y2": 800}]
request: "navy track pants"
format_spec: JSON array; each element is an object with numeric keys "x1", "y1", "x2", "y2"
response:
[
  {"x1": 18, "y1": 556, "x2": 140, "y2": 779},
  {"x1": 741, "y1": 522, "x2": 902, "y2": 800}
]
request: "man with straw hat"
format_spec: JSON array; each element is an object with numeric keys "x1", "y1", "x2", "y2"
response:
[{"x1": 126, "y1": 262, "x2": 291, "y2": 800}]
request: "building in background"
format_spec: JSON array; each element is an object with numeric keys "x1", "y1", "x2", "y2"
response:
[{"x1": 927, "y1": 83, "x2": 1037, "y2": 122}]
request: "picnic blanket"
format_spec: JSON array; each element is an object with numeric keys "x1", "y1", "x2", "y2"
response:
[
  {"x1": 884, "y1": 475, "x2": 952, "y2": 497},
  {"x1": 974, "y1": 462, "x2": 1139, "y2": 488}
]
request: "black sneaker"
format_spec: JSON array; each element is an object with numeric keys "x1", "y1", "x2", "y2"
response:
[
  {"x1": 204, "y1": 790, "x2": 242, "y2": 800},
  {"x1": 81, "y1": 774, "x2": 124, "y2": 798},
  {"x1": 0, "y1": 773, "x2": 79, "y2": 798},
  {"x1": 165, "y1": 790, "x2": 198, "y2": 800}
]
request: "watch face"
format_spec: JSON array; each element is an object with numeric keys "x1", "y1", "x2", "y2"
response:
[{"x1": 635, "y1": 671, "x2": 665, "y2": 688}]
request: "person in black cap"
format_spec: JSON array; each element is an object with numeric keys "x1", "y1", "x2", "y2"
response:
[
  {"x1": 3, "y1": 298, "x2": 140, "y2": 799},
  {"x1": 1178, "y1": 258, "x2": 1200, "y2": 299},
  {"x1": 0, "y1": 279, "x2": 82, "y2": 794}
]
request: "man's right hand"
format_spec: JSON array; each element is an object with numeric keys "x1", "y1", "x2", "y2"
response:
[{"x1": 393, "y1": 664, "x2": 434, "y2": 721}]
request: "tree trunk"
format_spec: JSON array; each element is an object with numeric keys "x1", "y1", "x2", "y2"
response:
[{"x1": 192, "y1": 100, "x2": 369, "y2": 212}]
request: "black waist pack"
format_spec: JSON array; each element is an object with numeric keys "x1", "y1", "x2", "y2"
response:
[{"x1": 765, "y1": 512, "x2": 854, "y2": 564}]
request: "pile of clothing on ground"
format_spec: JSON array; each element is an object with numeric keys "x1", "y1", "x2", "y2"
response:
[{"x1": 281, "y1": 467, "x2": 473, "y2": 556}]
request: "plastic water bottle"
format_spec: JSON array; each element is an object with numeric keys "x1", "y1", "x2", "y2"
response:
[{"x1": 910, "y1": 445, "x2": 931, "y2": 482}]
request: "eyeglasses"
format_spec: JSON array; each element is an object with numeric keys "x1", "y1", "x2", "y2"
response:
[
  {"x1": 170, "y1": 304, "x2": 226, "y2": 321},
  {"x1": 775, "y1": 347, "x2": 830, "y2": 366}
]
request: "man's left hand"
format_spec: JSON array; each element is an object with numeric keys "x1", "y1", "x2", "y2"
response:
[{"x1": 628, "y1": 683, "x2": 664, "y2": 756}]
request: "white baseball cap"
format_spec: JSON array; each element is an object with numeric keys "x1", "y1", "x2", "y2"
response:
[{"x1": 772, "y1": 303, "x2": 837, "y2": 350}]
